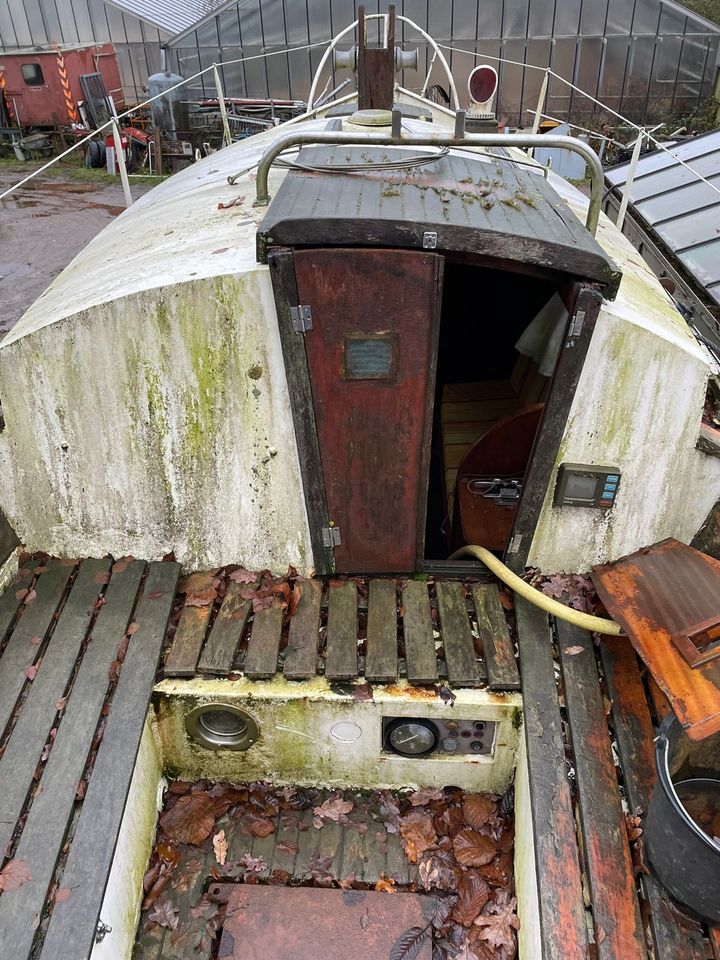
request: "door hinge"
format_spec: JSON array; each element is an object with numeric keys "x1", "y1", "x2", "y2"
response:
[
  {"x1": 422, "y1": 231, "x2": 438, "y2": 249},
  {"x1": 569, "y1": 309, "x2": 586, "y2": 339},
  {"x1": 322, "y1": 526, "x2": 342, "y2": 548},
  {"x1": 290, "y1": 305, "x2": 313, "y2": 332}
]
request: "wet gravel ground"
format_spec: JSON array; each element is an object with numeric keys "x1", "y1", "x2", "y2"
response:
[{"x1": 0, "y1": 163, "x2": 153, "y2": 339}]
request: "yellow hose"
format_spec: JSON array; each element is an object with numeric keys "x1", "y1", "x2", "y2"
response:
[{"x1": 449, "y1": 545, "x2": 622, "y2": 636}]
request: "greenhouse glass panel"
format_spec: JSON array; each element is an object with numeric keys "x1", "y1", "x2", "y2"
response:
[
  {"x1": 476, "y1": 0, "x2": 503, "y2": 37},
  {"x1": 527, "y1": 0, "x2": 554, "y2": 39},
  {"x1": 606, "y1": 0, "x2": 634, "y2": 35},
  {"x1": 218, "y1": 11, "x2": 241, "y2": 46},
  {"x1": 502, "y1": 0, "x2": 530, "y2": 39},
  {"x1": 580, "y1": 1, "x2": 609, "y2": 38},
  {"x1": 633, "y1": 0, "x2": 662, "y2": 36}
]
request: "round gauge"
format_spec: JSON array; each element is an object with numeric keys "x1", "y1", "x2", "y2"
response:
[{"x1": 385, "y1": 718, "x2": 439, "y2": 757}]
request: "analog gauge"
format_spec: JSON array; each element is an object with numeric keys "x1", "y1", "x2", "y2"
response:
[{"x1": 385, "y1": 718, "x2": 439, "y2": 757}]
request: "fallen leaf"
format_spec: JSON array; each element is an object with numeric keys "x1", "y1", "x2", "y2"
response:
[
  {"x1": 24, "y1": 664, "x2": 39, "y2": 681},
  {"x1": 126, "y1": 622, "x2": 139, "y2": 636},
  {"x1": 54, "y1": 887, "x2": 72, "y2": 903},
  {"x1": 276, "y1": 840, "x2": 299, "y2": 856},
  {"x1": 229, "y1": 567, "x2": 256, "y2": 584},
  {"x1": 159, "y1": 792, "x2": 216, "y2": 845},
  {"x1": 409, "y1": 788, "x2": 445, "y2": 807},
  {"x1": 239, "y1": 853, "x2": 267, "y2": 876},
  {"x1": 244, "y1": 812, "x2": 275, "y2": 837},
  {"x1": 15, "y1": 588, "x2": 29, "y2": 602},
  {"x1": 23, "y1": 589, "x2": 37, "y2": 605},
  {"x1": 213, "y1": 829, "x2": 228, "y2": 866},
  {"x1": 305, "y1": 852, "x2": 334, "y2": 886},
  {"x1": 473, "y1": 891, "x2": 520, "y2": 953},
  {"x1": 148, "y1": 898, "x2": 180, "y2": 930},
  {"x1": 111, "y1": 561, "x2": 128, "y2": 574},
  {"x1": 313, "y1": 796, "x2": 353, "y2": 822},
  {"x1": 375, "y1": 872, "x2": 397, "y2": 893},
  {"x1": 453, "y1": 829, "x2": 497, "y2": 867},
  {"x1": 389, "y1": 925, "x2": 430, "y2": 960},
  {"x1": 452, "y1": 873, "x2": 491, "y2": 926},
  {"x1": 564, "y1": 645, "x2": 585, "y2": 656},
  {"x1": 0, "y1": 859, "x2": 32, "y2": 892},
  {"x1": 400, "y1": 812, "x2": 437, "y2": 863},
  {"x1": 269, "y1": 868, "x2": 291, "y2": 885},
  {"x1": 462, "y1": 795, "x2": 496, "y2": 832}
]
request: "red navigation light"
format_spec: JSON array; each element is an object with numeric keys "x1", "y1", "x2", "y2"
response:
[{"x1": 468, "y1": 65, "x2": 498, "y2": 112}]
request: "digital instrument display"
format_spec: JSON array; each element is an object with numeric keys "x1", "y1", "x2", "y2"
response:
[{"x1": 554, "y1": 463, "x2": 621, "y2": 509}]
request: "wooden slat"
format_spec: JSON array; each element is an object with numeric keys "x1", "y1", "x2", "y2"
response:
[
  {"x1": 0, "y1": 558, "x2": 110, "y2": 860},
  {"x1": 197, "y1": 580, "x2": 251, "y2": 675},
  {"x1": 283, "y1": 579, "x2": 322, "y2": 680},
  {"x1": 244, "y1": 601, "x2": 284, "y2": 679},
  {"x1": 710, "y1": 927, "x2": 720, "y2": 959},
  {"x1": 0, "y1": 560, "x2": 146, "y2": 960},
  {"x1": 0, "y1": 564, "x2": 33, "y2": 644},
  {"x1": 472, "y1": 583, "x2": 520, "y2": 690},
  {"x1": 515, "y1": 600, "x2": 589, "y2": 960},
  {"x1": 557, "y1": 620, "x2": 647, "y2": 960},
  {"x1": 324, "y1": 581, "x2": 357, "y2": 680},
  {"x1": 600, "y1": 637, "x2": 707, "y2": 960},
  {"x1": 401, "y1": 580, "x2": 438, "y2": 684},
  {"x1": 164, "y1": 603, "x2": 212, "y2": 676},
  {"x1": 365, "y1": 579, "x2": 398, "y2": 682},
  {"x1": 435, "y1": 581, "x2": 482, "y2": 687},
  {"x1": 40, "y1": 562, "x2": 180, "y2": 960},
  {"x1": 0, "y1": 561, "x2": 73, "y2": 735}
]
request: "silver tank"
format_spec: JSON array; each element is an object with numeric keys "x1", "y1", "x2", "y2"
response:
[{"x1": 147, "y1": 70, "x2": 188, "y2": 135}]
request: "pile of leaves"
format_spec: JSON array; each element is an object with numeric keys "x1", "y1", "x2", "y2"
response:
[{"x1": 139, "y1": 781, "x2": 518, "y2": 960}]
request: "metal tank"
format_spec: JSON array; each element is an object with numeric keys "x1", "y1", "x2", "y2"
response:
[{"x1": 147, "y1": 59, "x2": 188, "y2": 135}]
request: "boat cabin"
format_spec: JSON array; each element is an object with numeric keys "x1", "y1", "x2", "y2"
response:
[{"x1": 0, "y1": 9, "x2": 719, "y2": 960}]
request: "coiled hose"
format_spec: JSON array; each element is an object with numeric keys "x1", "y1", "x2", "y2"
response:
[{"x1": 449, "y1": 544, "x2": 622, "y2": 636}]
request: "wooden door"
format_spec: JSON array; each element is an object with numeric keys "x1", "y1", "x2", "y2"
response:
[{"x1": 293, "y1": 248, "x2": 443, "y2": 574}]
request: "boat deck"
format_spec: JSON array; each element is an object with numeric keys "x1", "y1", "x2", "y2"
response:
[{"x1": 0, "y1": 558, "x2": 719, "y2": 959}]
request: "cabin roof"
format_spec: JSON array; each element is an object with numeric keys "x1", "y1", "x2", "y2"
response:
[{"x1": 257, "y1": 145, "x2": 621, "y2": 296}]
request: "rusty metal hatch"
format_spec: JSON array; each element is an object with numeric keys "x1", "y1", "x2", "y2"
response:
[{"x1": 213, "y1": 884, "x2": 435, "y2": 959}]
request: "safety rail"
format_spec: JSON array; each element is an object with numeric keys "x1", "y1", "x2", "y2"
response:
[{"x1": 252, "y1": 129, "x2": 604, "y2": 235}]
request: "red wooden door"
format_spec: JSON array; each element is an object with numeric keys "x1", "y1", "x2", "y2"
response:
[{"x1": 293, "y1": 248, "x2": 444, "y2": 573}]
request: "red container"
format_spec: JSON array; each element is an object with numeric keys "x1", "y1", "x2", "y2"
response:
[{"x1": 0, "y1": 44, "x2": 124, "y2": 127}]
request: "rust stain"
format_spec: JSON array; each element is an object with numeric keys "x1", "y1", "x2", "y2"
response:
[
  {"x1": 383, "y1": 683, "x2": 437, "y2": 700},
  {"x1": 592, "y1": 538, "x2": 720, "y2": 740}
]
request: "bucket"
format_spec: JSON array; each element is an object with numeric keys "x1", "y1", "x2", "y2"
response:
[{"x1": 645, "y1": 715, "x2": 720, "y2": 922}]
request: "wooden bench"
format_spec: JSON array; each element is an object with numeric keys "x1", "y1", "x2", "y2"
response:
[
  {"x1": 516, "y1": 597, "x2": 720, "y2": 960},
  {"x1": 0, "y1": 556, "x2": 179, "y2": 960}
]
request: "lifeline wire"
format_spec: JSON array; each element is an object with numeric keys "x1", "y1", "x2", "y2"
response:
[
  {"x1": 0, "y1": 40, "x2": 329, "y2": 202},
  {"x1": 440, "y1": 41, "x2": 720, "y2": 202}
]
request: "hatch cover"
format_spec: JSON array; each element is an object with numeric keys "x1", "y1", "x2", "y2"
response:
[{"x1": 213, "y1": 884, "x2": 435, "y2": 959}]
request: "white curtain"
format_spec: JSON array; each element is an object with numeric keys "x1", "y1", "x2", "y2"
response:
[{"x1": 515, "y1": 292, "x2": 568, "y2": 378}]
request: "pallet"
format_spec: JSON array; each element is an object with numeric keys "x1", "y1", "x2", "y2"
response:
[
  {"x1": 516, "y1": 600, "x2": 720, "y2": 959},
  {"x1": 162, "y1": 576, "x2": 520, "y2": 691},
  {"x1": 0, "y1": 556, "x2": 179, "y2": 960}
]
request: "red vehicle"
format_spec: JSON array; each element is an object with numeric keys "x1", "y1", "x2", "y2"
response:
[{"x1": 0, "y1": 43, "x2": 124, "y2": 128}]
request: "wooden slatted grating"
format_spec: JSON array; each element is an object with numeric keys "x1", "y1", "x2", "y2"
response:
[
  {"x1": 0, "y1": 556, "x2": 180, "y2": 960},
  {"x1": 162, "y1": 576, "x2": 521, "y2": 691},
  {"x1": 516, "y1": 599, "x2": 720, "y2": 960}
]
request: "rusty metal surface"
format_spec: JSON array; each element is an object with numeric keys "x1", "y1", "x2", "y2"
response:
[
  {"x1": 592, "y1": 538, "x2": 720, "y2": 740},
  {"x1": 215, "y1": 885, "x2": 434, "y2": 960}
]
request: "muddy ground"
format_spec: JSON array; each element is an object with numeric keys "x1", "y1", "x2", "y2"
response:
[{"x1": 0, "y1": 163, "x2": 154, "y2": 339}]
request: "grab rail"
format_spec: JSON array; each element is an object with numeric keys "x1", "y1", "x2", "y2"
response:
[{"x1": 253, "y1": 130, "x2": 604, "y2": 235}]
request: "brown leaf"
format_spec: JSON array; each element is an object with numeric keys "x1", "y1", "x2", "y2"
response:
[
  {"x1": 313, "y1": 796, "x2": 353, "y2": 822},
  {"x1": 400, "y1": 812, "x2": 437, "y2": 863},
  {"x1": 126, "y1": 622, "x2": 139, "y2": 636},
  {"x1": 159, "y1": 792, "x2": 216, "y2": 845},
  {"x1": 23, "y1": 589, "x2": 37, "y2": 605},
  {"x1": 375, "y1": 872, "x2": 397, "y2": 893},
  {"x1": 24, "y1": 664, "x2": 39, "y2": 681},
  {"x1": 408, "y1": 788, "x2": 445, "y2": 807},
  {"x1": 213, "y1": 829, "x2": 228, "y2": 866},
  {"x1": 0, "y1": 859, "x2": 31, "y2": 892},
  {"x1": 228, "y1": 568, "x2": 256, "y2": 584},
  {"x1": 245, "y1": 812, "x2": 275, "y2": 838},
  {"x1": 418, "y1": 849, "x2": 459, "y2": 891},
  {"x1": 452, "y1": 874, "x2": 491, "y2": 926},
  {"x1": 473, "y1": 891, "x2": 520, "y2": 953},
  {"x1": 276, "y1": 840, "x2": 299, "y2": 856},
  {"x1": 269, "y1": 868, "x2": 291, "y2": 885},
  {"x1": 148, "y1": 898, "x2": 180, "y2": 930},
  {"x1": 453, "y1": 829, "x2": 497, "y2": 867},
  {"x1": 462, "y1": 795, "x2": 496, "y2": 832},
  {"x1": 54, "y1": 886, "x2": 72, "y2": 903},
  {"x1": 564, "y1": 645, "x2": 585, "y2": 656},
  {"x1": 111, "y1": 560, "x2": 128, "y2": 574}
]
